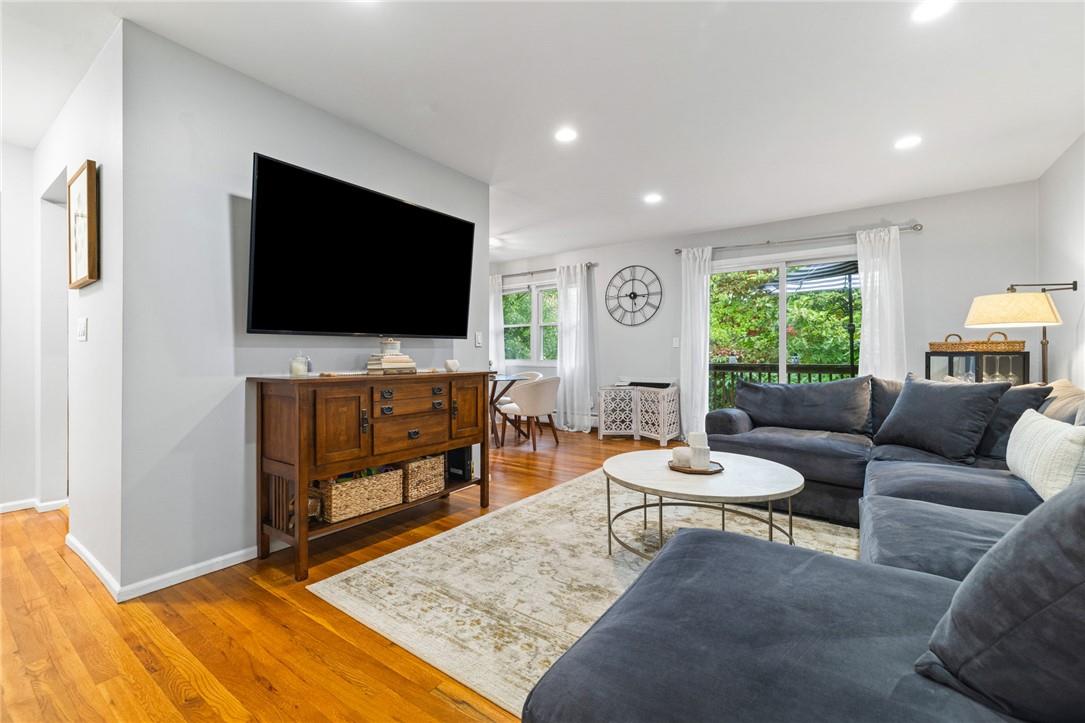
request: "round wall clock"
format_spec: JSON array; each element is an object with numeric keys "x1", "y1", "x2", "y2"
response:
[{"x1": 605, "y1": 265, "x2": 662, "y2": 326}]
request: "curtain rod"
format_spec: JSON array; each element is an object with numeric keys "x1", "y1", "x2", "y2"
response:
[
  {"x1": 672, "y1": 223, "x2": 923, "y2": 255},
  {"x1": 502, "y1": 261, "x2": 597, "y2": 279}
]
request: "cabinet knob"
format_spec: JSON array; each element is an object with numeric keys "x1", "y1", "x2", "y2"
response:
[
  {"x1": 359, "y1": 409, "x2": 369, "y2": 433},
  {"x1": 432, "y1": 400, "x2": 445, "y2": 410},
  {"x1": 381, "y1": 405, "x2": 394, "y2": 416},
  {"x1": 432, "y1": 386, "x2": 444, "y2": 395},
  {"x1": 451, "y1": 400, "x2": 459, "y2": 418},
  {"x1": 381, "y1": 389, "x2": 394, "y2": 400},
  {"x1": 407, "y1": 429, "x2": 421, "y2": 440}
]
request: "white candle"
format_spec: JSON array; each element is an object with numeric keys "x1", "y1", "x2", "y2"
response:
[
  {"x1": 687, "y1": 432, "x2": 708, "y2": 448},
  {"x1": 691, "y1": 446, "x2": 711, "y2": 470},
  {"x1": 672, "y1": 447, "x2": 692, "y2": 467}
]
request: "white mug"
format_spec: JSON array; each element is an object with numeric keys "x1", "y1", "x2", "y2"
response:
[{"x1": 444, "y1": 359, "x2": 461, "y2": 372}]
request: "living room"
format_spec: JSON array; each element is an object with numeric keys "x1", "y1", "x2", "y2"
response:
[{"x1": 1, "y1": 2, "x2": 1083, "y2": 721}]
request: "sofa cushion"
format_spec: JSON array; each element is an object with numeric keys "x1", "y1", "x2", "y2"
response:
[
  {"x1": 975, "y1": 383, "x2": 1052, "y2": 459},
  {"x1": 859, "y1": 496, "x2": 1022, "y2": 581},
  {"x1": 1006, "y1": 409, "x2": 1085, "y2": 499},
  {"x1": 916, "y1": 480, "x2": 1085, "y2": 722},
  {"x1": 874, "y1": 376, "x2": 1009, "y2": 463},
  {"x1": 864, "y1": 461, "x2": 1042, "y2": 515},
  {"x1": 523, "y1": 529, "x2": 1008, "y2": 723},
  {"x1": 708, "y1": 427, "x2": 871, "y2": 488},
  {"x1": 869, "y1": 445, "x2": 1009, "y2": 470},
  {"x1": 735, "y1": 376, "x2": 871, "y2": 435},
  {"x1": 704, "y1": 407, "x2": 753, "y2": 436},
  {"x1": 1038, "y1": 378, "x2": 1085, "y2": 423},
  {"x1": 870, "y1": 376, "x2": 903, "y2": 434}
]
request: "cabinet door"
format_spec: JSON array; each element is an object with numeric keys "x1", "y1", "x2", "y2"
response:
[
  {"x1": 450, "y1": 377, "x2": 485, "y2": 440},
  {"x1": 314, "y1": 384, "x2": 372, "y2": 466}
]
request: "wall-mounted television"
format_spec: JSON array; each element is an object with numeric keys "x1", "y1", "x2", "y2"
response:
[{"x1": 246, "y1": 154, "x2": 475, "y2": 338}]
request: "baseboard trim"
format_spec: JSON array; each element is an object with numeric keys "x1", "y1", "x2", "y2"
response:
[
  {"x1": 0, "y1": 498, "x2": 37, "y2": 514},
  {"x1": 1, "y1": 497, "x2": 68, "y2": 514},
  {"x1": 114, "y1": 546, "x2": 260, "y2": 602},
  {"x1": 65, "y1": 533, "x2": 122, "y2": 600},
  {"x1": 35, "y1": 497, "x2": 68, "y2": 512}
]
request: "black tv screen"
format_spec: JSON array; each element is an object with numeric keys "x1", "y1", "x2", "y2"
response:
[{"x1": 247, "y1": 154, "x2": 475, "y2": 338}]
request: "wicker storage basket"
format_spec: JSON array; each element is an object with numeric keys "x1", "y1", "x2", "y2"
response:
[
  {"x1": 316, "y1": 469, "x2": 402, "y2": 523},
  {"x1": 928, "y1": 331, "x2": 1025, "y2": 353},
  {"x1": 403, "y1": 455, "x2": 445, "y2": 501}
]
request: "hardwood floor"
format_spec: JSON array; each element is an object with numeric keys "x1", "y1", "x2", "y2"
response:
[{"x1": 1, "y1": 430, "x2": 675, "y2": 722}]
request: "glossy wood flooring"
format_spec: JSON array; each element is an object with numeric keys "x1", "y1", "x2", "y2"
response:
[{"x1": 1, "y1": 430, "x2": 675, "y2": 722}]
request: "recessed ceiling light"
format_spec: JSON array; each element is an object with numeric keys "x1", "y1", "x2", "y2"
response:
[
  {"x1": 912, "y1": 0, "x2": 956, "y2": 23},
  {"x1": 894, "y1": 134, "x2": 923, "y2": 150},
  {"x1": 643, "y1": 192, "x2": 663, "y2": 205},
  {"x1": 489, "y1": 237, "x2": 503, "y2": 248},
  {"x1": 554, "y1": 126, "x2": 578, "y2": 143}
]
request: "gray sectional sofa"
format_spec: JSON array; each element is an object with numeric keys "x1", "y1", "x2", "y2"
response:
[{"x1": 523, "y1": 377, "x2": 1085, "y2": 723}]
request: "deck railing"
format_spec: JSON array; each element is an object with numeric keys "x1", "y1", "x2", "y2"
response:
[{"x1": 708, "y1": 363, "x2": 859, "y2": 410}]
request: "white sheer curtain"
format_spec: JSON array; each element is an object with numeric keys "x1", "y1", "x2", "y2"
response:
[
  {"x1": 556, "y1": 263, "x2": 598, "y2": 432},
  {"x1": 856, "y1": 226, "x2": 908, "y2": 380},
  {"x1": 488, "y1": 274, "x2": 505, "y2": 373},
  {"x1": 680, "y1": 247, "x2": 712, "y2": 435}
]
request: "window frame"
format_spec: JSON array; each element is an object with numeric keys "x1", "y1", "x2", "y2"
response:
[{"x1": 502, "y1": 282, "x2": 559, "y2": 367}]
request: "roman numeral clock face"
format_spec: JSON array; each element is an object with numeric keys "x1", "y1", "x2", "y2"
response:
[{"x1": 605, "y1": 265, "x2": 662, "y2": 326}]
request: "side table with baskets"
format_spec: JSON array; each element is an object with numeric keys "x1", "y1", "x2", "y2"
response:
[{"x1": 926, "y1": 332, "x2": 1030, "y2": 385}]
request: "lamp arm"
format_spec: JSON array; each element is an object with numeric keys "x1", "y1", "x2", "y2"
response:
[{"x1": 1005, "y1": 281, "x2": 1078, "y2": 293}]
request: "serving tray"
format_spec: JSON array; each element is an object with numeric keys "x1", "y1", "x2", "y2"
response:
[{"x1": 667, "y1": 461, "x2": 724, "y2": 475}]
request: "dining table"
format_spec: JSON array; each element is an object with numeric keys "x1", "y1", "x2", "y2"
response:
[{"x1": 488, "y1": 373, "x2": 527, "y2": 448}]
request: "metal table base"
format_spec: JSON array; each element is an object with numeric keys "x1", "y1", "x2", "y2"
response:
[{"x1": 606, "y1": 475, "x2": 795, "y2": 560}]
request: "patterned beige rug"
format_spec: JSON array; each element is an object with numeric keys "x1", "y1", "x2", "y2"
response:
[{"x1": 308, "y1": 469, "x2": 859, "y2": 715}]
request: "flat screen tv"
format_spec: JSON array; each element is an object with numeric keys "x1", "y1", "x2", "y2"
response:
[{"x1": 246, "y1": 154, "x2": 475, "y2": 338}]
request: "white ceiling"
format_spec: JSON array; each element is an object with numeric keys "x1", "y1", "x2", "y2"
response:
[{"x1": 4, "y1": 2, "x2": 1083, "y2": 260}]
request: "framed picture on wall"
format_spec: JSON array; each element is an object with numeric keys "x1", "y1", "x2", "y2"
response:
[{"x1": 67, "y1": 159, "x2": 99, "y2": 289}]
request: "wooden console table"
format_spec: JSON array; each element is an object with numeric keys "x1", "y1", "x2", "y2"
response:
[{"x1": 250, "y1": 371, "x2": 489, "y2": 580}]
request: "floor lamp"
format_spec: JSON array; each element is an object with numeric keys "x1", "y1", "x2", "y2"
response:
[{"x1": 964, "y1": 281, "x2": 1078, "y2": 384}]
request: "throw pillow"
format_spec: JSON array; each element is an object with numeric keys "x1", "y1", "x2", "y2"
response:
[
  {"x1": 734, "y1": 376, "x2": 871, "y2": 435},
  {"x1": 975, "y1": 383, "x2": 1052, "y2": 459},
  {"x1": 873, "y1": 374, "x2": 1009, "y2": 463},
  {"x1": 915, "y1": 481, "x2": 1085, "y2": 721},
  {"x1": 1038, "y1": 378, "x2": 1085, "y2": 424},
  {"x1": 869, "y1": 377, "x2": 903, "y2": 435},
  {"x1": 1005, "y1": 409, "x2": 1085, "y2": 499}
]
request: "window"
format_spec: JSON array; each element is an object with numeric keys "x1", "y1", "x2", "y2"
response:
[{"x1": 502, "y1": 284, "x2": 559, "y2": 363}]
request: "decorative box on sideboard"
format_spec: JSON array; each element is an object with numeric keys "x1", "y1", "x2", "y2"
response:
[{"x1": 251, "y1": 371, "x2": 489, "y2": 580}]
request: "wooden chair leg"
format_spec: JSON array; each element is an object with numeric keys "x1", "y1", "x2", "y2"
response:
[
  {"x1": 547, "y1": 414, "x2": 559, "y2": 445},
  {"x1": 501, "y1": 413, "x2": 508, "y2": 446},
  {"x1": 529, "y1": 416, "x2": 537, "y2": 451}
]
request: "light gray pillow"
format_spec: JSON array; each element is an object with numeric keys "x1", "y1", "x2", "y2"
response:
[
  {"x1": 1039, "y1": 378, "x2": 1085, "y2": 424},
  {"x1": 873, "y1": 374, "x2": 1009, "y2": 462},
  {"x1": 1005, "y1": 409, "x2": 1085, "y2": 499},
  {"x1": 916, "y1": 480, "x2": 1085, "y2": 721}
]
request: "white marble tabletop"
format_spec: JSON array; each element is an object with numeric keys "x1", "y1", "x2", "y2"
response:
[{"x1": 602, "y1": 449, "x2": 804, "y2": 503}]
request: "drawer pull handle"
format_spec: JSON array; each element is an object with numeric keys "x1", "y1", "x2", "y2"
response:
[
  {"x1": 432, "y1": 386, "x2": 444, "y2": 395},
  {"x1": 407, "y1": 429, "x2": 421, "y2": 440},
  {"x1": 451, "y1": 400, "x2": 459, "y2": 419},
  {"x1": 380, "y1": 389, "x2": 394, "y2": 400},
  {"x1": 381, "y1": 405, "x2": 394, "y2": 416},
  {"x1": 360, "y1": 410, "x2": 369, "y2": 433},
  {"x1": 432, "y1": 400, "x2": 445, "y2": 410}
]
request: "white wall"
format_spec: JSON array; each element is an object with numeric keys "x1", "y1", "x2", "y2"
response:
[
  {"x1": 117, "y1": 23, "x2": 489, "y2": 589},
  {"x1": 1, "y1": 143, "x2": 37, "y2": 509},
  {"x1": 31, "y1": 22, "x2": 125, "y2": 587},
  {"x1": 1038, "y1": 135, "x2": 1085, "y2": 384},
  {"x1": 494, "y1": 181, "x2": 1042, "y2": 391},
  {"x1": 38, "y1": 192, "x2": 68, "y2": 507}
]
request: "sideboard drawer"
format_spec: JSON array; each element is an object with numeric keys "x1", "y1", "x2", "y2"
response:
[
  {"x1": 374, "y1": 380, "x2": 450, "y2": 402},
  {"x1": 373, "y1": 413, "x2": 449, "y2": 455},
  {"x1": 373, "y1": 397, "x2": 448, "y2": 417}
]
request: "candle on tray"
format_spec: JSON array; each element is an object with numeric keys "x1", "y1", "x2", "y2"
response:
[{"x1": 672, "y1": 447, "x2": 692, "y2": 467}]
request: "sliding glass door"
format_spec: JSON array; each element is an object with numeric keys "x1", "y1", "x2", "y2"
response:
[{"x1": 709, "y1": 259, "x2": 860, "y2": 408}]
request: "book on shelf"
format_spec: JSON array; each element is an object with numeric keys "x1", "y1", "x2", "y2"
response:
[{"x1": 368, "y1": 367, "x2": 417, "y2": 375}]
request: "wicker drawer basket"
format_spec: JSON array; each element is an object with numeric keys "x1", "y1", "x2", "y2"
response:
[
  {"x1": 403, "y1": 455, "x2": 445, "y2": 501},
  {"x1": 929, "y1": 331, "x2": 1025, "y2": 353},
  {"x1": 316, "y1": 469, "x2": 402, "y2": 523}
]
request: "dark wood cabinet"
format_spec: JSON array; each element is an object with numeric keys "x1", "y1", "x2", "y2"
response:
[{"x1": 252, "y1": 371, "x2": 489, "y2": 580}]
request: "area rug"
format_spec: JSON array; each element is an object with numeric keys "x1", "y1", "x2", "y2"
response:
[{"x1": 308, "y1": 469, "x2": 859, "y2": 714}]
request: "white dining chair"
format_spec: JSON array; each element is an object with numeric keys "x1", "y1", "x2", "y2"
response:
[
  {"x1": 498, "y1": 376, "x2": 561, "y2": 450},
  {"x1": 497, "y1": 371, "x2": 543, "y2": 406}
]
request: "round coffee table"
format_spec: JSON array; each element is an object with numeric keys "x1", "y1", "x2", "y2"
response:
[{"x1": 603, "y1": 449, "x2": 804, "y2": 559}]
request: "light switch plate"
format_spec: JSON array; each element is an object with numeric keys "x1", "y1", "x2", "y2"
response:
[
  {"x1": 672, "y1": 337, "x2": 680, "y2": 348},
  {"x1": 77, "y1": 317, "x2": 88, "y2": 342},
  {"x1": 474, "y1": 331, "x2": 483, "y2": 348}
]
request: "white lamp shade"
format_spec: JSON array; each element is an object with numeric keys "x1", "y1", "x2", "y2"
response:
[{"x1": 964, "y1": 292, "x2": 1062, "y2": 328}]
